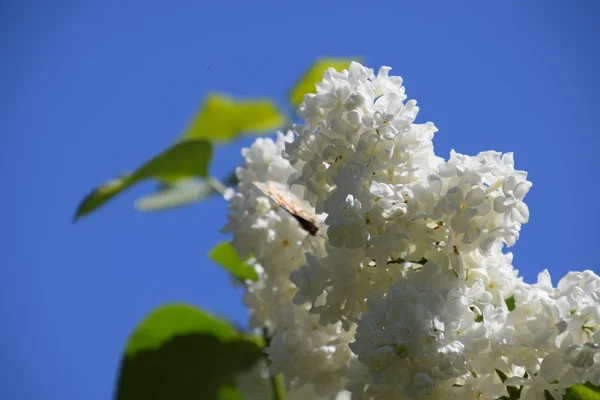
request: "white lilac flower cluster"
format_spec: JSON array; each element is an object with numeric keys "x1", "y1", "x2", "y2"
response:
[
  {"x1": 222, "y1": 133, "x2": 354, "y2": 398},
  {"x1": 223, "y1": 62, "x2": 600, "y2": 399}
]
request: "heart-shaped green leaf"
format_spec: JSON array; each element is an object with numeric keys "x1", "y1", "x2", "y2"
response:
[
  {"x1": 183, "y1": 93, "x2": 287, "y2": 142},
  {"x1": 116, "y1": 304, "x2": 264, "y2": 400},
  {"x1": 74, "y1": 139, "x2": 212, "y2": 221}
]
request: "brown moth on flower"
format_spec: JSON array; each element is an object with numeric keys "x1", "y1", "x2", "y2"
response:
[{"x1": 252, "y1": 181, "x2": 319, "y2": 236}]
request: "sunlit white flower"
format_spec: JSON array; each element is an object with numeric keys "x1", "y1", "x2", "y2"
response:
[{"x1": 221, "y1": 61, "x2": 599, "y2": 399}]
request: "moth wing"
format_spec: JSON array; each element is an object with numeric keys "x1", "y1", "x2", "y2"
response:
[{"x1": 252, "y1": 181, "x2": 316, "y2": 222}]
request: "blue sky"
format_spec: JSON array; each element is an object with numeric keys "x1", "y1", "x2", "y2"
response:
[{"x1": 2, "y1": 1, "x2": 599, "y2": 399}]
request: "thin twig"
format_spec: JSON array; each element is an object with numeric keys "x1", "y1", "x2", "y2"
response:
[
  {"x1": 262, "y1": 328, "x2": 286, "y2": 400},
  {"x1": 206, "y1": 176, "x2": 228, "y2": 196}
]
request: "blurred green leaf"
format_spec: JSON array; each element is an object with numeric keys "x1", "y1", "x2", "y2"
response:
[
  {"x1": 566, "y1": 383, "x2": 600, "y2": 400},
  {"x1": 124, "y1": 304, "x2": 241, "y2": 355},
  {"x1": 135, "y1": 179, "x2": 215, "y2": 212},
  {"x1": 210, "y1": 242, "x2": 258, "y2": 282},
  {"x1": 136, "y1": 171, "x2": 239, "y2": 212},
  {"x1": 183, "y1": 93, "x2": 287, "y2": 142},
  {"x1": 116, "y1": 304, "x2": 264, "y2": 400},
  {"x1": 74, "y1": 139, "x2": 212, "y2": 221},
  {"x1": 288, "y1": 58, "x2": 360, "y2": 107}
]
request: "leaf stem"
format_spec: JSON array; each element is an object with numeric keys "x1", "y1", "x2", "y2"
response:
[
  {"x1": 262, "y1": 328, "x2": 286, "y2": 400},
  {"x1": 206, "y1": 176, "x2": 228, "y2": 196}
]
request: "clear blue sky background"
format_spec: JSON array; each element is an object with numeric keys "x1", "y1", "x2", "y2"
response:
[{"x1": 1, "y1": 1, "x2": 599, "y2": 399}]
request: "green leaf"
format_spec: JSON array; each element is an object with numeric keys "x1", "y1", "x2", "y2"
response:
[
  {"x1": 495, "y1": 369, "x2": 523, "y2": 400},
  {"x1": 182, "y1": 93, "x2": 287, "y2": 142},
  {"x1": 74, "y1": 139, "x2": 212, "y2": 221},
  {"x1": 288, "y1": 57, "x2": 361, "y2": 107},
  {"x1": 116, "y1": 304, "x2": 264, "y2": 400},
  {"x1": 210, "y1": 242, "x2": 258, "y2": 281},
  {"x1": 506, "y1": 295, "x2": 516, "y2": 311},
  {"x1": 135, "y1": 179, "x2": 215, "y2": 212},
  {"x1": 124, "y1": 304, "x2": 242, "y2": 355},
  {"x1": 566, "y1": 383, "x2": 600, "y2": 400},
  {"x1": 135, "y1": 170, "x2": 239, "y2": 212}
]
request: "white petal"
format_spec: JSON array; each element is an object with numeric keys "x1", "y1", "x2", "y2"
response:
[
  {"x1": 451, "y1": 214, "x2": 471, "y2": 234},
  {"x1": 386, "y1": 96, "x2": 404, "y2": 116},
  {"x1": 347, "y1": 110, "x2": 362, "y2": 127},
  {"x1": 493, "y1": 196, "x2": 507, "y2": 213},
  {"x1": 438, "y1": 163, "x2": 457, "y2": 178},
  {"x1": 513, "y1": 180, "x2": 532, "y2": 200},
  {"x1": 461, "y1": 171, "x2": 482, "y2": 185},
  {"x1": 446, "y1": 187, "x2": 464, "y2": 205},
  {"x1": 314, "y1": 93, "x2": 336, "y2": 108},
  {"x1": 502, "y1": 176, "x2": 518, "y2": 193},
  {"x1": 330, "y1": 117, "x2": 353, "y2": 135},
  {"x1": 514, "y1": 202, "x2": 530, "y2": 223},
  {"x1": 464, "y1": 187, "x2": 486, "y2": 207},
  {"x1": 475, "y1": 201, "x2": 492, "y2": 217}
]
